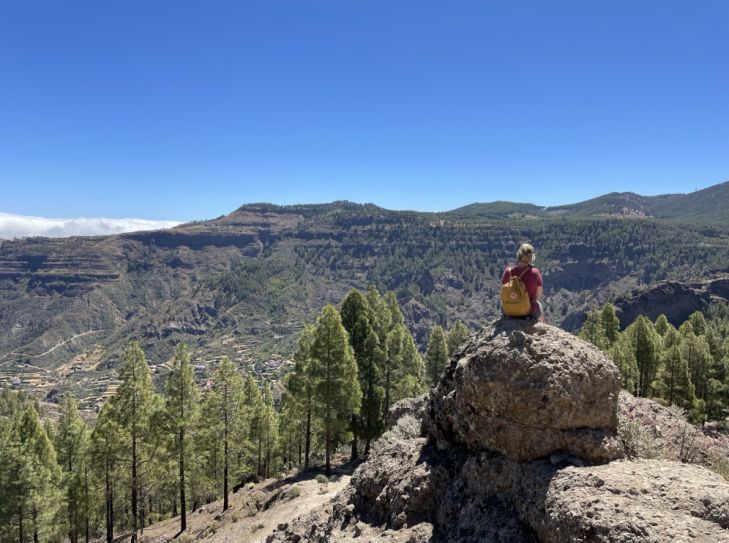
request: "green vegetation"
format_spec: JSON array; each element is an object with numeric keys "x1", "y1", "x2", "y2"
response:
[
  {"x1": 0, "y1": 286, "x2": 429, "y2": 541},
  {"x1": 580, "y1": 303, "x2": 729, "y2": 424},
  {"x1": 425, "y1": 326, "x2": 448, "y2": 386},
  {"x1": 277, "y1": 286, "x2": 427, "y2": 474}
]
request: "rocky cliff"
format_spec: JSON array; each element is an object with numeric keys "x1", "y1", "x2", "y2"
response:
[
  {"x1": 266, "y1": 319, "x2": 729, "y2": 542},
  {"x1": 562, "y1": 273, "x2": 729, "y2": 331}
]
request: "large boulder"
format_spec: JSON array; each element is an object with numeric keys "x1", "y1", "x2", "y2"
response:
[
  {"x1": 426, "y1": 318, "x2": 624, "y2": 462},
  {"x1": 266, "y1": 319, "x2": 729, "y2": 543}
]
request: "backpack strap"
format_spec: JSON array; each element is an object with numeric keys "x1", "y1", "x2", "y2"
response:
[{"x1": 511, "y1": 266, "x2": 529, "y2": 280}]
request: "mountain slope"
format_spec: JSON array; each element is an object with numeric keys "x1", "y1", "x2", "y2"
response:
[{"x1": 2, "y1": 184, "x2": 729, "y2": 410}]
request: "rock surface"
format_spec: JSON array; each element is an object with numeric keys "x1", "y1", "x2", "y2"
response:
[
  {"x1": 426, "y1": 319, "x2": 624, "y2": 462},
  {"x1": 266, "y1": 319, "x2": 729, "y2": 543},
  {"x1": 562, "y1": 273, "x2": 729, "y2": 331}
]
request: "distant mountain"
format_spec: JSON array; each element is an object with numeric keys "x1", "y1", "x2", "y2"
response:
[
  {"x1": 2, "y1": 181, "x2": 729, "y2": 411},
  {"x1": 447, "y1": 201, "x2": 545, "y2": 219},
  {"x1": 450, "y1": 180, "x2": 729, "y2": 221}
]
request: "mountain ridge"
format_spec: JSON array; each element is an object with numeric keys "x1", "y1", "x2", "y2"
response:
[{"x1": 2, "y1": 181, "x2": 729, "y2": 412}]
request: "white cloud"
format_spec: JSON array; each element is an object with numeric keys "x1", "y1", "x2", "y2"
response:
[{"x1": 0, "y1": 212, "x2": 183, "y2": 239}]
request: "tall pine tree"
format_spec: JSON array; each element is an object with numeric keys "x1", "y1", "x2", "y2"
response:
[
  {"x1": 210, "y1": 356, "x2": 245, "y2": 511},
  {"x1": 286, "y1": 325, "x2": 318, "y2": 468},
  {"x1": 311, "y1": 305, "x2": 362, "y2": 475},
  {"x1": 55, "y1": 394, "x2": 89, "y2": 543},
  {"x1": 425, "y1": 325, "x2": 448, "y2": 386},
  {"x1": 111, "y1": 341, "x2": 161, "y2": 543},
  {"x1": 163, "y1": 342, "x2": 200, "y2": 532}
]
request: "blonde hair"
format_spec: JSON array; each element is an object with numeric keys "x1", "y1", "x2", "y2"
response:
[{"x1": 517, "y1": 243, "x2": 535, "y2": 264}]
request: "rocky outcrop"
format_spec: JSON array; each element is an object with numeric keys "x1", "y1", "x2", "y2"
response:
[
  {"x1": 426, "y1": 319, "x2": 623, "y2": 463},
  {"x1": 562, "y1": 273, "x2": 729, "y2": 331},
  {"x1": 267, "y1": 319, "x2": 729, "y2": 542}
]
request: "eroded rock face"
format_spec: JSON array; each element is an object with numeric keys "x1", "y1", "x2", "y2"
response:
[{"x1": 426, "y1": 318, "x2": 624, "y2": 463}]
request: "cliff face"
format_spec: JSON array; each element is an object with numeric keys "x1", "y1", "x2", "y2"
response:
[
  {"x1": 562, "y1": 274, "x2": 729, "y2": 331},
  {"x1": 267, "y1": 320, "x2": 729, "y2": 543}
]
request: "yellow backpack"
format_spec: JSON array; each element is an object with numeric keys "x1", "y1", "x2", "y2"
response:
[{"x1": 500, "y1": 266, "x2": 532, "y2": 317}]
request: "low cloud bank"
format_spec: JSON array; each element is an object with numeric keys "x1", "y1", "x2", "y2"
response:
[{"x1": 0, "y1": 212, "x2": 183, "y2": 239}]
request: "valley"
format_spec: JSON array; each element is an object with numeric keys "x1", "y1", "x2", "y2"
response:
[{"x1": 2, "y1": 184, "x2": 729, "y2": 412}]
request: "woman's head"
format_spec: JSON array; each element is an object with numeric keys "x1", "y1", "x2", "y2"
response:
[{"x1": 517, "y1": 243, "x2": 535, "y2": 264}]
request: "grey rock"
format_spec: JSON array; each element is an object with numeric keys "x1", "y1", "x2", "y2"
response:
[{"x1": 426, "y1": 318, "x2": 624, "y2": 463}]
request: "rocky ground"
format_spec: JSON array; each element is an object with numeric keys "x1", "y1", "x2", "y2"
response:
[
  {"x1": 266, "y1": 318, "x2": 729, "y2": 542},
  {"x1": 115, "y1": 464, "x2": 352, "y2": 543}
]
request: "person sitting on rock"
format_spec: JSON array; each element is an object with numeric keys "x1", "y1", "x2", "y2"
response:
[{"x1": 501, "y1": 243, "x2": 544, "y2": 322}]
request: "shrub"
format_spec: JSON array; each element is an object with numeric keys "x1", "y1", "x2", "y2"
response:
[
  {"x1": 709, "y1": 448, "x2": 729, "y2": 481},
  {"x1": 287, "y1": 485, "x2": 302, "y2": 499},
  {"x1": 618, "y1": 414, "x2": 661, "y2": 459},
  {"x1": 315, "y1": 474, "x2": 329, "y2": 484}
]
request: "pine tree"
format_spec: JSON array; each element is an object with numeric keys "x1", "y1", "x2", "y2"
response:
[
  {"x1": 599, "y1": 303, "x2": 621, "y2": 346},
  {"x1": 195, "y1": 392, "x2": 224, "y2": 507},
  {"x1": 662, "y1": 325, "x2": 680, "y2": 349},
  {"x1": 365, "y1": 286, "x2": 392, "y2": 347},
  {"x1": 689, "y1": 311, "x2": 707, "y2": 336},
  {"x1": 654, "y1": 314, "x2": 670, "y2": 336},
  {"x1": 259, "y1": 384, "x2": 279, "y2": 478},
  {"x1": 163, "y1": 342, "x2": 200, "y2": 532},
  {"x1": 311, "y1": 305, "x2": 362, "y2": 475},
  {"x1": 425, "y1": 325, "x2": 448, "y2": 386},
  {"x1": 384, "y1": 291, "x2": 405, "y2": 328},
  {"x1": 210, "y1": 356, "x2": 245, "y2": 511},
  {"x1": 3, "y1": 405, "x2": 63, "y2": 543},
  {"x1": 278, "y1": 389, "x2": 304, "y2": 471},
  {"x1": 0, "y1": 416, "x2": 26, "y2": 542},
  {"x1": 111, "y1": 341, "x2": 161, "y2": 543},
  {"x1": 286, "y1": 325, "x2": 317, "y2": 469},
  {"x1": 609, "y1": 335, "x2": 639, "y2": 394},
  {"x1": 341, "y1": 290, "x2": 383, "y2": 456},
  {"x1": 681, "y1": 332, "x2": 712, "y2": 403},
  {"x1": 89, "y1": 403, "x2": 124, "y2": 543},
  {"x1": 579, "y1": 309, "x2": 608, "y2": 351},
  {"x1": 242, "y1": 372, "x2": 264, "y2": 478},
  {"x1": 654, "y1": 343, "x2": 695, "y2": 409},
  {"x1": 628, "y1": 316, "x2": 660, "y2": 397},
  {"x1": 397, "y1": 331, "x2": 426, "y2": 400},
  {"x1": 446, "y1": 320, "x2": 469, "y2": 356},
  {"x1": 55, "y1": 394, "x2": 89, "y2": 543}
]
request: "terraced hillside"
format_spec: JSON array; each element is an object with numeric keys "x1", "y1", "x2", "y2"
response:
[{"x1": 2, "y1": 188, "x2": 729, "y2": 410}]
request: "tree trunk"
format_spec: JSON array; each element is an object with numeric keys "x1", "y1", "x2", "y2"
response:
[
  {"x1": 384, "y1": 368, "x2": 391, "y2": 428},
  {"x1": 350, "y1": 414, "x2": 358, "y2": 461},
  {"x1": 325, "y1": 425, "x2": 331, "y2": 476},
  {"x1": 18, "y1": 505, "x2": 24, "y2": 543},
  {"x1": 105, "y1": 463, "x2": 114, "y2": 543},
  {"x1": 304, "y1": 407, "x2": 312, "y2": 470},
  {"x1": 131, "y1": 408, "x2": 138, "y2": 542},
  {"x1": 223, "y1": 410, "x2": 229, "y2": 511},
  {"x1": 325, "y1": 341, "x2": 332, "y2": 476},
  {"x1": 32, "y1": 506, "x2": 38, "y2": 543},
  {"x1": 69, "y1": 503, "x2": 76, "y2": 543},
  {"x1": 257, "y1": 434, "x2": 262, "y2": 477},
  {"x1": 180, "y1": 427, "x2": 187, "y2": 531},
  {"x1": 84, "y1": 465, "x2": 90, "y2": 543}
]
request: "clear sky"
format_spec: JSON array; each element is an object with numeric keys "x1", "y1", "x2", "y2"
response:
[{"x1": 1, "y1": 0, "x2": 727, "y2": 222}]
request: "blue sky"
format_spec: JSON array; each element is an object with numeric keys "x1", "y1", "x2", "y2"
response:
[{"x1": 1, "y1": 0, "x2": 727, "y2": 222}]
